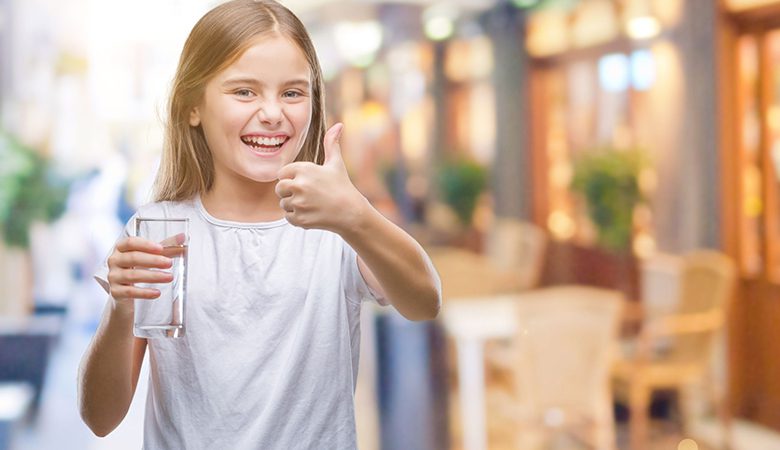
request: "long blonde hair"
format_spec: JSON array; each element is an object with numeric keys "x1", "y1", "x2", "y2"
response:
[{"x1": 153, "y1": 0, "x2": 326, "y2": 202}]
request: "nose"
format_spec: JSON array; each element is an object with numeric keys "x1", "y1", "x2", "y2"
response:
[{"x1": 256, "y1": 100, "x2": 283, "y2": 126}]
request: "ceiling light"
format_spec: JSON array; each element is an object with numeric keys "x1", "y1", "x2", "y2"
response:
[{"x1": 626, "y1": 15, "x2": 661, "y2": 40}]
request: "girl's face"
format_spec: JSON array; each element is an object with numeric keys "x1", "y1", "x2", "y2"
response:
[{"x1": 190, "y1": 35, "x2": 313, "y2": 185}]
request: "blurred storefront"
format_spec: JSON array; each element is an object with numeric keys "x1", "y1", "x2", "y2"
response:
[
  {"x1": 720, "y1": 0, "x2": 780, "y2": 432},
  {"x1": 299, "y1": 0, "x2": 780, "y2": 437},
  {"x1": 517, "y1": 0, "x2": 780, "y2": 435}
]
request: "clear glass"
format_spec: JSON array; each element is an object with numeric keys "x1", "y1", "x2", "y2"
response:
[{"x1": 133, "y1": 218, "x2": 189, "y2": 338}]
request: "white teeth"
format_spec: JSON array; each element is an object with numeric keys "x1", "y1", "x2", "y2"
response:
[{"x1": 243, "y1": 136, "x2": 286, "y2": 146}]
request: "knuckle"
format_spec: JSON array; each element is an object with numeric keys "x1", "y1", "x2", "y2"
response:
[
  {"x1": 123, "y1": 270, "x2": 136, "y2": 283},
  {"x1": 110, "y1": 286, "x2": 125, "y2": 299}
]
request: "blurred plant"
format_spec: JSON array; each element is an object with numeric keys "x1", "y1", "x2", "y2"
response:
[
  {"x1": 437, "y1": 158, "x2": 488, "y2": 227},
  {"x1": 0, "y1": 133, "x2": 70, "y2": 248},
  {"x1": 570, "y1": 147, "x2": 649, "y2": 252}
]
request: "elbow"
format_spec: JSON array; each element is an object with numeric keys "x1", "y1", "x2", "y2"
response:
[
  {"x1": 91, "y1": 426, "x2": 113, "y2": 438},
  {"x1": 81, "y1": 411, "x2": 115, "y2": 438},
  {"x1": 405, "y1": 288, "x2": 442, "y2": 322},
  {"x1": 79, "y1": 399, "x2": 119, "y2": 438},
  {"x1": 427, "y1": 289, "x2": 442, "y2": 320}
]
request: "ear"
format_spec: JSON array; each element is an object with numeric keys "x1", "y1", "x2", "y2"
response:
[{"x1": 189, "y1": 107, "x2": 201, "y2": 127}]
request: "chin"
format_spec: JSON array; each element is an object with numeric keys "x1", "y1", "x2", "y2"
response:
[{"x1": 248, "y1": 173, "x2": 281, "y2": 184}]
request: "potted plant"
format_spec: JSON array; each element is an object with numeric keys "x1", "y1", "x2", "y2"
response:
[
  {"x1": 438, "y1": 158, "x2": 487, "y2": 226},
  {"x1": 436, "y1": 158, "x2": 488, "y2": 250},
  {"x1": 0, "y1": 132, "x2": 69, "y2": 316},
  {"x1": 570, "y1": 147, "x2": 649, "y2": 252}
]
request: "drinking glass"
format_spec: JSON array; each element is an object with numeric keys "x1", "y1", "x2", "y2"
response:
[{"x1": 133, "y1": 218, "x2": 189, "y2": 338}]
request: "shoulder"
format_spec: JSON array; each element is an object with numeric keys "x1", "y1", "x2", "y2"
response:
[{"x1": 135, "y1": 198, "x2": 197, "y2": 219}]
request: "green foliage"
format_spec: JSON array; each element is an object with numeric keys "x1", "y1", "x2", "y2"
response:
[
  {"x1": 570, "y1": 147, "x2": 649, "y2": 252},
  {"x1": 0, "y1": 133, "x2": 69, "y2": 248},
  {"x1": 438, "y1": 158, "x2": 488, "y2": 226}
]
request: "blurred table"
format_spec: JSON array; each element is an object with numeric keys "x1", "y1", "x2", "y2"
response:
[
  {"x1": 428, "y1": 247, "x2": 522, "y2": 299},
  {"x1": 0, "y1": 314, "x2": 62, "y2": 414},
  {"x1": 442, "y1": 295, "x2": 517, "y2": 450},
  {"x1": 0, "y1": 382, "x2": 34, "y2": 450},
  {"x1": 441, "y1": 286, "x2": 635, "y2": 450}
]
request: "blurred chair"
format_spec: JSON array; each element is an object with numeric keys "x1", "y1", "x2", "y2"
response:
[
  {"x1": 638, "y1": 252, "x2": 686, "y2": 325},
  {"x1": 429, "y1": 218, "x2": 547, "y2": 300},
  {"x1": 484, "y1": 218, "x2": 548, "y2": 293},
  {"x1": 508, "y1": 287, "x2": 623, "y2": 450},
  {"x1": 612, "y1": 250, "x2": 736, "y2": 450}
]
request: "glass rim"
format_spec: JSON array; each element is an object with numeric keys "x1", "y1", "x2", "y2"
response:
[{"x1": 135, "y1": 217, "x2": 189, "y2": 223}]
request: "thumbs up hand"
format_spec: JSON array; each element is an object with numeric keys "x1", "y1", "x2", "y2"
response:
[{"x1": 275, "y1": 123, "x2": 369, "y2": 233}]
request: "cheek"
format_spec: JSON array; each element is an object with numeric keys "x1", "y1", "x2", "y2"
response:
[
  {"x1": 288, "y1": 102, "x2": 312, "y2": 129},
  {"x1": 204, "y1": 109, "x2": 248, "y2": 141}
]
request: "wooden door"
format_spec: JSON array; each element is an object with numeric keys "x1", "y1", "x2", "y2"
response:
[{"x1": 723, "y1": 10, "x2": 780, "y2": 429}]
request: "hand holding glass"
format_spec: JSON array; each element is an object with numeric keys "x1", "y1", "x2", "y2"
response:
[{"x1": 134, "y1": 218, "x2": 189, "y2": 338}]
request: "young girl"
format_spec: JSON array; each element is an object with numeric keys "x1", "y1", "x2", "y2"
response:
[{"x1": 77, "y1": 1, "x2": 441, "y2": 448}]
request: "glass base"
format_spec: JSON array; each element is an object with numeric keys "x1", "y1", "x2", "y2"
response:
[{"x1": 134, "y1": 324, "x2": 185, "y2": 339}]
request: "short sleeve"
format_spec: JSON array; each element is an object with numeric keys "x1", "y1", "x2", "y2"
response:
[
  {"x1": 93, "y1": 213, "x2": 136, "y2": 294},
  {"x1": 340, "y1": 240, "x2": 389, "y2": 306}
]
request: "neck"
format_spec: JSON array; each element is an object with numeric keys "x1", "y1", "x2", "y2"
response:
[{"x1": 200, "y1": 179, "x2": 284, "y2": 223}]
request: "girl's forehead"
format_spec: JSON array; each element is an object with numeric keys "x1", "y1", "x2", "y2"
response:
[{"x1": 215, "y1": 34, "x2": 311, "y2": 82}]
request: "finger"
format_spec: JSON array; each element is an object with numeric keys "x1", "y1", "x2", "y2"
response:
[
  {"x1": 117, "y1": 236, "x2": 164, "y2": 254},
  {"x1": 280, "y1": 197, "x2": 295, "y2": 213},
  {"x1": 160, "y1": 233, "x2": 187, "y2": 248},
  {"x1": 113, "y1": 251, "x2": 173, "y2": 269},
  {"x1": 111, "y1": 285, "x2": 162, "y2": 301},
  {"x1": 275, "y1": 179, "x2": 295, "y2": 199},
  {"x1": 323, "y1": 123, "x2": 344, "y2": 166},
  {"x1": 116, "y1": 268, "x2": 175, "y2": 285},
  {"x1": 277, "y1": 161, "x2": 313, "y2": 181}
]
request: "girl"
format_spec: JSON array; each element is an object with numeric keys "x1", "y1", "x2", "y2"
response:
[{"x1": 77, "y1": 1, "x2": 441, "y2": 448}]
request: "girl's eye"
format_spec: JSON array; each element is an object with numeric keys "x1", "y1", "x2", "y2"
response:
[
  {"x1": 235, "y1": 89, "x2": 254, "y2": 97},
  {"x1": 282, "y1": 91, "x2": 302, "y2": 99}
]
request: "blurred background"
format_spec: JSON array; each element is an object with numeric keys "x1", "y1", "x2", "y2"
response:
[{"x1": 1, "y1": 0, "x2": 780, "y2": 449}]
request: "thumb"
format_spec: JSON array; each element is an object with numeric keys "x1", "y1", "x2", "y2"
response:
[{"x1": 323, "y1": 123, "x2": 344, "y2": 166}]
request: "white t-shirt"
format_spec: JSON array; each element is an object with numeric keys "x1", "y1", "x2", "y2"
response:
[{"x1": 95, "y1": 197, "x2": 383, "y2": 449}]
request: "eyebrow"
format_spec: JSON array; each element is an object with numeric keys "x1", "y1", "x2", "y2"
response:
[{"x1": 222, "y1": 77, "x2": 311, "y2": 89}]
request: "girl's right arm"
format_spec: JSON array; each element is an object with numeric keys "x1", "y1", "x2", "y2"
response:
[{"x1": 77, "y1": 237, "x2": 173, "y2": 437}]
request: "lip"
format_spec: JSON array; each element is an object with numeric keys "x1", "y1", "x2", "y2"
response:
[
  {"x1": 240, "y1": 133, "x2": 290, "y2": 158},
  {"x1": 241, "y1": 133, "x2": 289, "y2": 139},
  {"x1": 242, "y1": 138, "x2": 286, "y2": 158}
]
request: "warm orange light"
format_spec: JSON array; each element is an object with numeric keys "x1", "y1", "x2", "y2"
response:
[
  {"x1": 677, "y1": 438, "x2": 699, "y2": 450},
  {"x1": 547, "y1": 210, "x2": 576, "y2": 240}
]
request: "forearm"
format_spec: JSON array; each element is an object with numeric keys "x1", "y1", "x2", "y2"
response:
[
  {"x1": 341, "y1": 198, "x2": 441, "y2": 321},
  {"x1": 77, "y1": 300, "x2": 142, "y2": 437}
]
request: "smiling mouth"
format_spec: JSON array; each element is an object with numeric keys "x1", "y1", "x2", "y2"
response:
[{"x1": 241, "y1": 135, "x2": 288, "y2": 152}]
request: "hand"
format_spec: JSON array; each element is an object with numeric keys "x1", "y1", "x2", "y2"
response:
[
  {"x1": 276, "y1": 123, "x2": 368, "y2": 233},
  {"x1": 106, "y1": 237, "x2": 175, "y2": 306}
]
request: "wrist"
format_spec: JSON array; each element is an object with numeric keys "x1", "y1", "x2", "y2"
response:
[
  {"x1": 109, "y1": 296, "x2": 135, "y2": 317},
  {"x1": 338, "y1": 194, "x2": 374, "y2": 238}
]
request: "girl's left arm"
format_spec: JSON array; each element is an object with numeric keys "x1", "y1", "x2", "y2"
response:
[
  {"x1": 276, "y1": 123, "x2": 441, "y2": 321},
  {"x1": 344, "y1": 198, "x2": 441, "y2": 321}
]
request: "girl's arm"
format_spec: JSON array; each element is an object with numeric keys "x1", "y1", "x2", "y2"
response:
[
  {"x1": 78, "y1": 302, "x2": 147, "y2": 436},
  {"x1": 78, "y1": 237, "x2": 172, "y2": 436},
  {"x1": 347, "y1": 199, "x2": 441, "y2": 320},
  {"x1": 276, "y1": 123, "x2": 441, "y2": 320}
]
